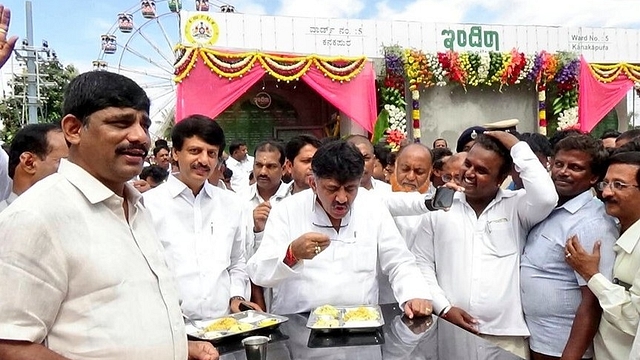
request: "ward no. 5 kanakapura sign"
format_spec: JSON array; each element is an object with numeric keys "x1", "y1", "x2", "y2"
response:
[{"x1": 181, "y1": 11, "x2": 636, "y2": 63}]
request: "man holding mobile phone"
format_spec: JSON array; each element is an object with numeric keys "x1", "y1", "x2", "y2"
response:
[{"x1": 412, "y1": 131, "x2": 558, "y2": 359}]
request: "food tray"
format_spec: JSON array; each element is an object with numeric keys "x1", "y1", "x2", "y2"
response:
[
  {"x1": 186, "y1": 310, "x2": 288, "y2": 343},
  {"x1": 306, "y1": 305, "x2": 384, "y2": 332}
]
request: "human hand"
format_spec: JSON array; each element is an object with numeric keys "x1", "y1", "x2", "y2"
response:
[
  {"x1": 132, "y1": 179, "x2": 151, "y2": 193},
  {"x1": 442, "y1": 306, "x2": 478, "y2": 333},
  {"x1": 290, "y1": 232, "x2": 330, "y2": 260},
  {"x1": 565, "y1": 235, "x2": 601, "y2": 282},
  {"x1": 484, "y1": 130, "x2": 520, "y2": 150},
  {"x1": 253, "y1": 201, "x2": 271, "y2": 233},
  {"x1": 187, "y1": 340, "x2": 219, "y2": 360},
  {"x1": 0, "y1": 5, "x2": 17, "y2": 69},
  {"x1": 229, "y1": 298, "x2": 264, "y2": 313},
  {"x1": 403, "y1": 299, "x2": 433, "y2": 319}
]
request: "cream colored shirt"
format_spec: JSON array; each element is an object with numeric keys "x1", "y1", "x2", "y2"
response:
[
  {"x1": 0, "y1": 159, "x2": 188, "y2": 360},
  {"x1": 144, "y1": 175, "x2": 248, "y2": 320},
  {"x1": 588, "y1": 218, "x2": 640, "y2": 360}
]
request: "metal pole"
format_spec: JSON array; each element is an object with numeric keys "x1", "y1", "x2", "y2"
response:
[{"x1": 25, "y1": 1, "x2": 38, "y2": 124}]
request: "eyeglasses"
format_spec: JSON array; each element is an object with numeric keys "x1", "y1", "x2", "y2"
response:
[
  {"x1": 596, "y1": 181, "x2": 640, "y2": 192},
  {"x1": 441, "y1": 174, "x2": 458, "y2": 183}
]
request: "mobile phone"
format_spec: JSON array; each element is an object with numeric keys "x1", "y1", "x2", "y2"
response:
[{"x1": 432, "y1": 186, "x2": 455, "y2": 210}]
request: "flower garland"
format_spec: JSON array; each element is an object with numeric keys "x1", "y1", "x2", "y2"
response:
[
  {"x1": 376, "y1": 45, "x2": 408, "y2": 150},
  {"x1": 173, "y1": 47, "x2": 368, "y2": 83},
  {"x1": 557, "y1": 107, "x2": 579, "y2": 131},
  {"x1": 590, "y1": 63, "x2": 640, "y2": 83}
]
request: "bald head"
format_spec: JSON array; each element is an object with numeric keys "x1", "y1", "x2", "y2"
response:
[{"x1": 395, "y1": 144, "x2": 433, "y2": 192}]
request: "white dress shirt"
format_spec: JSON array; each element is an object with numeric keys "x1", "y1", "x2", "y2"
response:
[
  {"x1": 144, "y1": 175, "x2": 248, "y2": 320},
  {"x1": 588, "y1": 218, "x2": 640, "y2": 360},
  {"x1": 0, "y1": 159, "x2": 187, "y2": 360},
  {"x1": 411, "y1": 141, "x2": 558, "y2": 336},
  {"x1": 244, "y1": 181, "x2": 291, "y2": 258},
  {"x1": 371, "y1": 178, "x2": 392, "y2": 194},
  {"x1": 247, "y1": 189, "x2": 431, "y2": 315},
  {"x1": 0, "y1": 148, "x2": 11, "y2": 201},
  {"x1": 226, "y1": 155, "x2": 254, "y2": 194},
  {"x1": 0, "y1": 191, "x2": 18, "y2": 212}
]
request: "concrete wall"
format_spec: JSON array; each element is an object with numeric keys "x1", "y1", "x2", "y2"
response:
[{"x1": 417, "y1": 84, "x2": 538, "y2": 149}]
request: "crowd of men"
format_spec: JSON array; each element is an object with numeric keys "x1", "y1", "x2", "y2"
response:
[{"x1": 2, "y1": 3, "x2": 640, "y2": 360}]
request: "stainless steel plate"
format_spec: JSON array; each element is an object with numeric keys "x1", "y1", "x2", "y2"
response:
[
  {"x1": 186, "y1": 310, "x2": 289, "y2": 342},
  {"x1": 306, "y1": 305, "x2": 384, "y2": 331}
]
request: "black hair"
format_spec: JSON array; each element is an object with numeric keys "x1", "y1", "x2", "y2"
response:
[
  {"x1": 555, "y1": 134, "x2": 609, "y2": 178},
  {"x1": 153, "y1": 144, "x2": 170, "y2": 157},
  {"x1": 228, "y1": 140, "x2": 247, "y2": 155},
  {"x1": 140, "y1": 164, "x2": 169, "y2": 184},
  {"x1": 614, "y1": 139, "x2": 640, "y2": 154},
  {"x1": 62, "y1": 71, "x2": 150, "y2": 124},
  {"x1": 155, "y1": 139, "x2": 169, "y2": 148},
  {"x1": 8, "y1": 123, "x2": 62, "y2": 179},
  {"x1": 608, "y1": 151, "x2": 640, "y2": 186},
  {"x1": 472, "y1": 134, "x2": 513, "y2": 179},
  {"x1": 387, "y1": 152, "x2": 397, "y2": 166},
  {"x1": 549, "y1": 129, "x2": 584, "y2": 149},
  {"x1": 600, "y1": 129, "x2": 621, "y2": 140},
  {"x1": 519, "y1": 132, "x2": 553, "y2": 157},
  {"x1": 616, "y1": 129, "x2": 640, "y2": 144},
  {"x1": 254, "y1": 140, "x2": 286, "y2": 165},
  {"x1": 223, "y1": 168, "x2": 233, "y2": 181},
  {"x1": 171, "y1": 114, "x2": 225, "y2": 152},
  {"x1": 285, "y1": 134, "x2": 322, "y2": 163},
  {"x1": 373, "y1": 143, "x2": 391, "y2": 168},
  {"x1": 432, "y1": 147, "x2": 454, "y2": 171},
  {"x1": 311, "y1": 140, "x2": 364, "y2": 184},
  {"x1": 432, "y1": 138, "x2": 448, "y2": 147}
]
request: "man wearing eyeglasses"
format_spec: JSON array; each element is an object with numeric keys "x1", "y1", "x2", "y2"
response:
[
  {"x1": 247, "y1": 140, "x2": 432, "y2": 318},
  {"x1": 566, "y1": 150, "x2": 640, "y2": 360},
  {"x1": 520, "y1": 135, "x2": 617, "y2": 360}
]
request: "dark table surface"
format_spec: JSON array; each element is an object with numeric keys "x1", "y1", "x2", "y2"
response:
[{"x1": 215, "y1": 303, "x2": 524, "y2": 360}]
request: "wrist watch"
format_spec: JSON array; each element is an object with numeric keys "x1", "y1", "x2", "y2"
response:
[{"x1": 230, "y1": 296, "x2": 245, "y2": 302}]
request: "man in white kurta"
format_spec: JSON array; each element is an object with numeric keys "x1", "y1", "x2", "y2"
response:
[
  {"x1": 412, "y1": 131, "x2": 558, "y2": 358},
  {"x1": 248, "y1": 140, "x2": 432, "y2": 316},
  {"x1": 144, "y1": 115, "x2": 252, "y2": 321}
]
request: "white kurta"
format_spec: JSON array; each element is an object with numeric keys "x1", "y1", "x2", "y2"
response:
[
  {"x1": 226, "y1": 155, "x2": 254, "y2": 194},
  {"x1": 411, "y1": 141, "x2": 558, "y2": 336},
  {"x1": 144, "y1": 175, "x2": 248, "y2": 320},
  {"x1": 0, "y1": 159, "x2": 187, "y2": 360},
  {"x1": 247, "y1": 189, "x2": 431, "y2": 315},
  {"x1": 244, "y1": 181, "x2": 291, "y2": 258}
]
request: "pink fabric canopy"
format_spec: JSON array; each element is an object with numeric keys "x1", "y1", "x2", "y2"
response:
[
  {"x1": 176, "y1": 56, "x2": 378, "y2": 133},
  {"x1": 579, "y1": 56, "x2": 633, "y2": 132}
]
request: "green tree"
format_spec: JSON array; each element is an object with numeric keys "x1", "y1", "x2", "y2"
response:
[{"x1": 0, "y1": 59, "x2": 78, "y2": 143}]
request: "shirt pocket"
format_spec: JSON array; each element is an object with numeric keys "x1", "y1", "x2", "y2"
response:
[
  {"x1": 351, "y1": 241, "x2": 377, "y2": 273},
  {"x1": 483, "y1": 219, "x2": 518, "y2": 257}
]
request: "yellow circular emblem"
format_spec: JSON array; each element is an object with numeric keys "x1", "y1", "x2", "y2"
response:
[{"x1": 184, "y1": 14, "x2": 219, "y2": 46}]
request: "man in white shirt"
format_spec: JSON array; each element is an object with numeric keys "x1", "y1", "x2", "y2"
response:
[
  {"x1": 248, "y1": 140, "x2": 432, "y2": 318},
  {"x1": 566, "y1": 150, "x2": 640, "y2": 360},
  {"x1": 144, "y1": 115, "x2": 260, "y2": 321},
  {"x1": 284, "y1": 134, "x2": 322, "y2": 195},
  {"x1": 153, "y1": 144, "x2": 172, "y2": 172},
  {"x1": 0, "y1": 123, "x2": 68, "y2": 212},
  {"x1": 0, "y1": 71, "x2": 217, "y2": 359},
  {"x1": 245, "y1": 140, "x2": 290, "y2": 310},
  {"x1": 346, "y1": 135, "x2": 391, "y2": 193},
  {"x1": 226, "y1": 139, "x2": 254, "y2": 194},
  {"x1": 392, "y1": 143, "x2": 433, "y2": 194},
  {"x1": 412, "y1": 131, "x2": 558, "y2": 359}
]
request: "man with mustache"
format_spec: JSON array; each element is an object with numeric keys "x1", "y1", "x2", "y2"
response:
[
  {"x1": 392, "y1": 143, "x2": 433, "y2": 194},
  {"x1": 521, "y1": 135, "x2": 617, "y2": 360},
  {"x1": 566, "y1": 150, "x2": 640, "y2": 360},
  {"x1": 144, "y1": 115, "x2": 261, "y2": 321},
  {"x1": 0, "y1": 71, "x2": 217, "y2": 359},
  {"x1": 346, "y1": 135, "x2": 391, "y2": 193},
  {"x1": 284, "y1": 134, "x2": 322, "y2": 196},
  {"x1": 412, "y1": 132, "x2": 558, "y2": 359},
  {"x1": 248, "y1": 140, "x2": 432, "y2": 318},
  {"x1": 245, "y1": 140, "x2": 289, "y2": 310}
]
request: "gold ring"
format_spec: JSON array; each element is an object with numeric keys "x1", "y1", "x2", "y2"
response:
[
  {"x1": 0, "y1": 28, "x2": 7, "y2": 34},
  {"x1": 314, "y1": 245, "x2": 321, "y2": 255},
  {"x1": 565, "y1": 253, "x2": 571, "y2": 258}
]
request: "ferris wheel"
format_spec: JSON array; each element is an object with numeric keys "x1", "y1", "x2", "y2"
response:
[{"x1": 93, "y1": 0, "x2": 237, "y2": 139}]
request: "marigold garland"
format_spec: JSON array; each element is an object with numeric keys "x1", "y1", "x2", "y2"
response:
[
  {"x1": 173, "y1": 46, "x2": 368, "y2": 83},
  {"x1": 590, "y1": 63, "x2": 640, "y2": 83}
]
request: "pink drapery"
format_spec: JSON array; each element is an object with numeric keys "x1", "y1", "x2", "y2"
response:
[
  {"x1": 175, "y1": 56, "x2": 378, "y2": 132},
  {"x1": 578, "y1": 56, "x2": 633, "y2": 132}
]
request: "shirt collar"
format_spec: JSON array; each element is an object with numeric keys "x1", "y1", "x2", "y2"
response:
[
  {"x1": 6, "y1": 192, "x2": 18, "y2": 205},
  {"x1": 556, "y1": 190, "x2": 594, "y2": 214},
  {"x1": 616, "y1": 218, "x2": 640, "y2": 254},
  {"x1": 248, "y1": 181, "x2": 290, "y2": 202},
  {"x1": 59, "y1": 159, "x2": 142, "y2": 206},
  {"x1": 166, "y1": 174, "x2": 214, "y2": 199}
]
